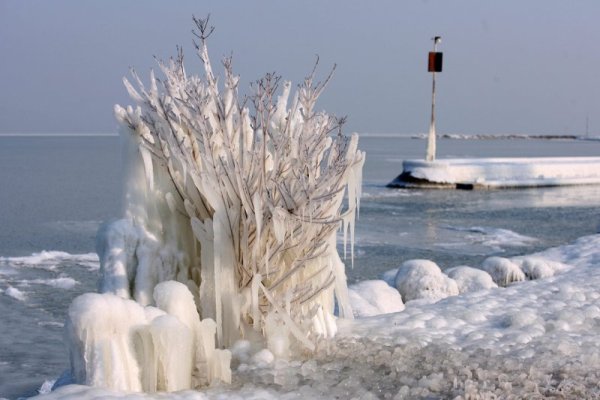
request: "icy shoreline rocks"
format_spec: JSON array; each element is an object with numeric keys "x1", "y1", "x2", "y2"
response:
[
  {"x1": 37, "y1": 235, "x2": 600, "y2": 399},
  {"x1": 356, "y1": 253, "x2": 573, "y2": 318}
]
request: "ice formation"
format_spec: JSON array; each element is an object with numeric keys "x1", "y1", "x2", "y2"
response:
[
  {"x1": 481, "y1": 256, "x2": 526, "y2": 286},
  {"x1": 445, "y1": 265, "x2": 498, "y2": 293},
  {"x1": 66, "y1": 281, "x2": 230, "y2": 392},
  {"x1": 65, "y1": 17, "x2": 364, "y2": 393},
  {"x1": 347, "y1": 279, "x2": 405, "y2": 317},
  {"x1": 394, "y1": 259, "x2": 459, "y2": 302}
]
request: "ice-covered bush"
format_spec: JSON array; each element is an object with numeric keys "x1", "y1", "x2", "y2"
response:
[
  {"x1": 68, "y1": 16, "x2": 364, "y2": 392},
  {"x1": 394, "y1": 259, "x2": 459, "y2": 302}
]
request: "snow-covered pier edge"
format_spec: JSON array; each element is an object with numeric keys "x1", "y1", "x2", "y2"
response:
[{"x1": 388, "y1": 157, "x2": 600, "y2": 189}]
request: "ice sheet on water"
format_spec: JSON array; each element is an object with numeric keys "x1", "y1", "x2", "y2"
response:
[
  {"x1": 0, "y1": 251, "x2": 99, "y2": 270},
  {"x1": 441, "y1": 225, "x2": 538, "y2": 248},
  {"x1": 3, "y1": 285, "x2": 27, "y2": 301},
  {"x1": 22, "y1": 277, "x2": 80, "y2": 290},
  {"x1": 360, "y1": 185, "x2": 423, "y2": 199}
]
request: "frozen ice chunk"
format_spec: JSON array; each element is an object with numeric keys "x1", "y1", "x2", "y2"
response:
[
  {"x1": 445, "y1": 266, "x2": 498, "y2": 293},
  {"x1": 348, "y1": 280, "x2": 405, "y2": 317},
  {"x1": 394, "y1": 260, "x2": 459, "y2": 302},
  {"x1": 481, "y1": 257, "x2": 525, "y2": 287}
]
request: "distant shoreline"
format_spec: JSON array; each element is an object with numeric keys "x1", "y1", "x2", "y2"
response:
[
  {"x1": 0, "y1": 133, "x2": 118, "y2": 137},
  {"x1": 1, "y1": 132, "x2": 597, "y2": 141},
  {"x1": 360, "y1": 133, "x2": 598, "y2": 141}
]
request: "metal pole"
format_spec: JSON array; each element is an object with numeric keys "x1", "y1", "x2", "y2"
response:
[{"x1": 426, "y1": 38, "x2": 439, "y2": 162}]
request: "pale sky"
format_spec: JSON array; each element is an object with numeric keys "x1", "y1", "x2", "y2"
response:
[{"x1": 1, "y1": 0, "x2": 600, "y2": 135}]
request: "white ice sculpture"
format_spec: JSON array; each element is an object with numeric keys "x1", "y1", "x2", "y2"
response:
[
  {"x1": 66, "y1": 282, "x2": 230, "y2": 392},
  {"x1": 66, "y1": 17, "x2": 364, "y2": 392}
]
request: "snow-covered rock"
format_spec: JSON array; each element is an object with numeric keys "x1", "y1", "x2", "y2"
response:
[
  {"x1": 394, "y1": 259, "x2": 459, "y2": 302},
  {"x1": 517, "y1": 256, "x2": 571, "y2": 280},
  {"x1": 348, "y1": 280, "x2": 404, "y2": 317},
  {"x1": 445, "y1": 266, "x2": 498, "y2": 293},
  {"x1": 481, "y1": 256, "x2": 526, "y2": 287}
]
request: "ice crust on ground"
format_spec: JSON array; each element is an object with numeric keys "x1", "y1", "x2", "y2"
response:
[
  {"x1": 394, "y1": 259, "x2": 459, "y2": 302},
  {"x1": 37, "y1": 234, "x2": 600, "y2": 399},
  {"x1": 348, "y1": 280, "x2": 404, "y2": 317}
]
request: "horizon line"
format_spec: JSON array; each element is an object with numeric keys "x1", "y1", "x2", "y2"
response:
[{"x1": 0, "y1": 133, "x2": 118, "y2": 137}]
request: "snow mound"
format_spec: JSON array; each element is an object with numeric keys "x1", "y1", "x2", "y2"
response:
[
  {"x1": 445, "y1": 266, "x2": 498, "y2": 293},
  {"x1": 517, "y1": 257, "x2": 571, "y2": 280},
  {"x1": 394, "y1": 260, "x2": 459, "y2": 302},
  {"x1": 481, "y1": 256, "x2": 526, "y2": 286},
  {"x1": 348, "y1": 280, "x2": 404, "y2": 317}
]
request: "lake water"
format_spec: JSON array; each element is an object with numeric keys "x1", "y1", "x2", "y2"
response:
[{"x1": 1, "y1": 134, "x2": 600, "y2": 398}]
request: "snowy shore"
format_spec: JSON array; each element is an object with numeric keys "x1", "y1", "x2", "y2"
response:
[
  {"x1": 388, "y1": 157, "x2": 600, "y2": 189},
  {"x1": 34, "y1": 234, "x2": 600, "y2": 399}
]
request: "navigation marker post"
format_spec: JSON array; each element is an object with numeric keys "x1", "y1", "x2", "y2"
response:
[{"x1": 426, "y1": 36, "x2": 443, "y2": 162}]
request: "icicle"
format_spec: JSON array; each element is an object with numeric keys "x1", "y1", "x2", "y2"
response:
[
  {"x1": 258, "y1": 282, "x2": 315, "y2": 351},
  {"x1": 148, "y1": 314, "x2": 193, "y2": 392},
  {"x1": 165, "y1": 192, "x2": 177, "y2": 214},
  {"x1": 272, "y1": 207, "x2": 287, "y2": 244},
  {"x1": 253, "y1": 192, "x2": 263, "y2": 257},
  {"x1": 251, "y1": 274, "x2": 261, "y2": 331},
  {"x1": 140, "y1": 146, "x2": 154, "y2": 191},
  {"x1": 123, "y1": 77, "x2": 145, "y2": 103},
  {"x1": 241, "y1": 108, "x2": 253, "y2": 152}
]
